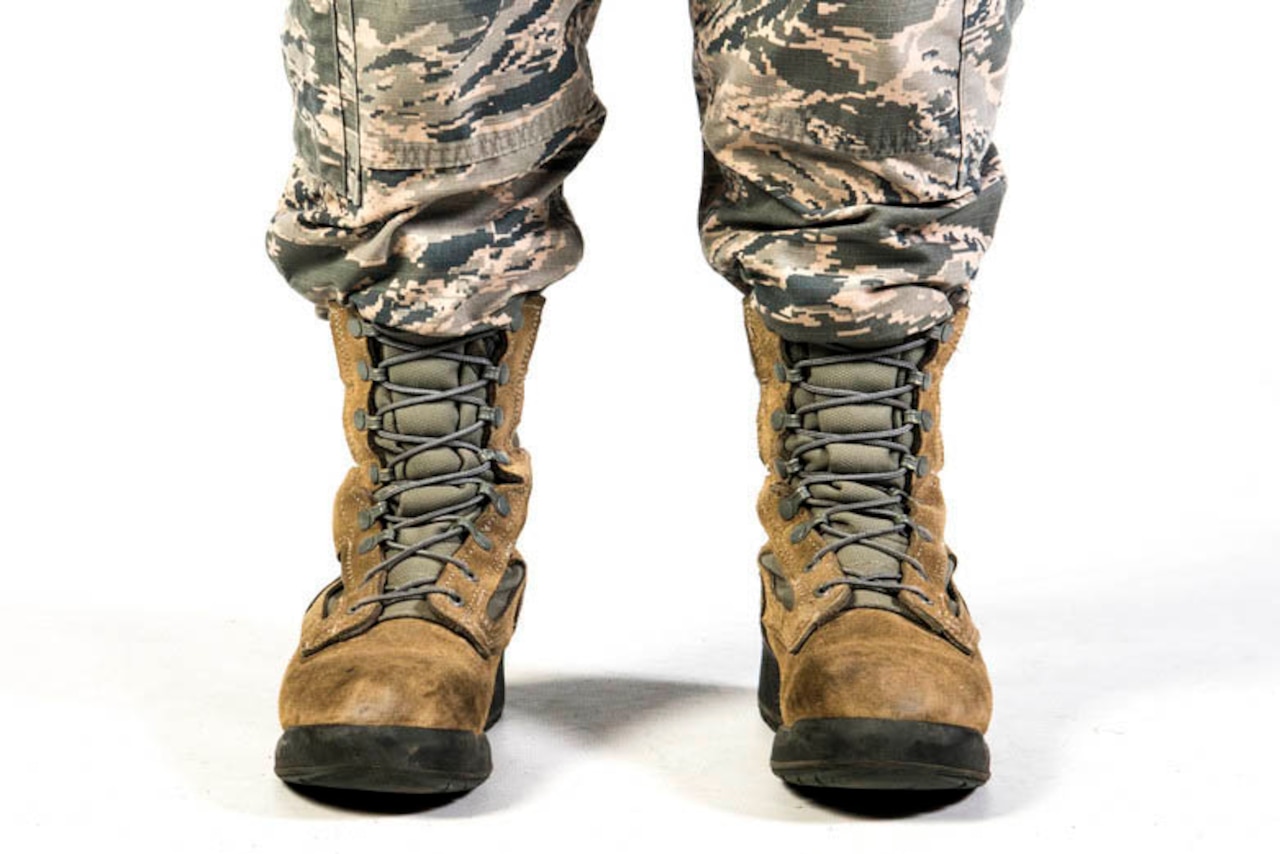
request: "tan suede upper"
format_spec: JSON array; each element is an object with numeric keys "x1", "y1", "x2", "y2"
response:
[
  {"x1": 744, "y1": 300, "x2": 992, "y2": 733},
  {"x1": 279, "y1": 297, "x2": 544, "y2": 734},
  {"x1": 280, "y1": 620, "x2": 503, "y2": 731}
]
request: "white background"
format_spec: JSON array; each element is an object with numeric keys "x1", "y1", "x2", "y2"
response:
[{"x1": 2, "y1": 1, "x2": 1277, "y2": 850}]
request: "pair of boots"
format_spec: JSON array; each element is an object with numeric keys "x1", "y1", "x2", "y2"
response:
[{"x1": 273, "y1": 294, "x2": 991, "y2": 794}]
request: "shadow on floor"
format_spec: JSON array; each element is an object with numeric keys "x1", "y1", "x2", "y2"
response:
[
  {"x1": 282, "y1": 784, "x2": 472, "y2": 815},
  {"x1": 22, "y1": 545, "x2": 1277, "y2": 821},
  {"x1": 500, "y1": 674, "x2": 988, "y2": 821}
]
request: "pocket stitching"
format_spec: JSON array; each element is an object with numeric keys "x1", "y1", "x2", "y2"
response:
[
  {"x1": 707, "y1": 100, "x2": 954, "y2": 161},
  {"x1": 370, "y1": 82, "x2": 602, "y2": 170}
]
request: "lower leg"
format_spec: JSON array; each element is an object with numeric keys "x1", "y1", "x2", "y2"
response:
[
  {"x1": 693, "y1": 0, "x2": 1020, "y2": 788},
  {"x1": 265, "y1": 0, "x2": 605, "y2": 793},
  {"x1": 693, "y1": 0, "x2": 1019, "y2": 344},
  {"x1": 267, "y1": 0, "x2": 605, "y2": 337}
]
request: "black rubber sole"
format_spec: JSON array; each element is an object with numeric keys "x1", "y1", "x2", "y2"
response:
[
  {"x1": 767, "y1": 716, "x2": 990, "y2": 790},
  {"x1": 758, "y1": 643, "x2": 990, "y2": 790},
  {"x1": 274, "y1": 657, "x2": 505, "y2": 795},
  {"x1": 275, "y1": 724, "x2": 492, "y2": 794}
]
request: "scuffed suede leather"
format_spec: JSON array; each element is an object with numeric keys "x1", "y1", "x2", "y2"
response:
[
  {"x1": 899, "y1": 308, "x2": 981, "y2": 651},
  {"x1": 295, "y1": 308, "x2": 389, "y2": 653},
  {"x1": 279, "y1": 296, "x2": 544, "y2": 734},
  {"x1": 280, "y1": 619, "x2": 500, "y2": 732},
  {"x1": 781, "y1": 609, "x2": 991, "y2": 732},
  {"x1": 744, "y1": 299, "x2": 992, "y2": 732},
  {"x1": 745, "y1": 306, "x2": 856, "y2": 653}
]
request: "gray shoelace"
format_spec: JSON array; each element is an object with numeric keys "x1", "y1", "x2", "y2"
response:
[
  {"x1": 776, "y1": 327, "x2": 953, "y2": 605},
  {"x1": 347, "y1": 321, "x2": 511, "y2": 613}
]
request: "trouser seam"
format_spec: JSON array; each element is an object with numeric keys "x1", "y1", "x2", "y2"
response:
[{"x1": 370, "y1": 83, "x2": 601, "y2": 172}]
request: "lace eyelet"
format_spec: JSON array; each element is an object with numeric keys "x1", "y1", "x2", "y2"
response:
[
  {"x1": 353, "y1": 409, "x2": 381, "y2": 431},
  {"x1": 777, "y1": 496, "x2": 796, "y2": 521},
  {"x1": 357, "y1": 501, "x2": 387, "y2": 531},
  {"x1": 901, "y1": 454, "x2": 930, "y2": 478},
  {"x1": 906, "y1": 409, "x2": 935, "y2": 432},
  {"x1": 774, "y1": 457, "x2": 801, "y2": 479},
  {"x1": 483, "y1": 363, "x2": 511, "y2": 385}
]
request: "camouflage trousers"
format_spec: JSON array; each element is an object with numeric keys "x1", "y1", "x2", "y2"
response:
[{"x1": 267, "y1": 0, "x2": 1021, "y2": 345}]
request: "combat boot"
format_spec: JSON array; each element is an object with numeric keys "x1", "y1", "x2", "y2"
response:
[
  {"x1": 744, "y1": 302, "x2": 992, "y2": 790},
  {"x1": 274, "y1": 295, "x2": 545, "y2": 794}
]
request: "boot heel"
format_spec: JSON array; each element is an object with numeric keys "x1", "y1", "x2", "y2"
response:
[{"x1": 757, "y1": 640, "x2": 783, "y2": 731}]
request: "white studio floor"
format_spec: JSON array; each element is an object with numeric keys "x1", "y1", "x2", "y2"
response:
[
  {"x1": 6, "y1": 536, "x2": 1276, "y2": 851},
  {"x1": 4, "y1": 2, "x2": 1279, "y2": 851}
]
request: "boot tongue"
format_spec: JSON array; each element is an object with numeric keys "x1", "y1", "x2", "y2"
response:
[
  {"x1": 784, "y1": 340, "x2": 929, "y2": 612},
  {"x1": 370, "y1": 334, "x2": 494, "y2": 620}
]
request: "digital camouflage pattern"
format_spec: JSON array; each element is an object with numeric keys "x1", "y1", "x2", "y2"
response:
[
  {"x1": 268, "y1": 0, "x2": 1018, "y2": 343},
  {"x1": 693, "y1": 0, "x2": 1021, "y2": 344},
  {"x1": 268, "y1": 0, "x2": 605, "y2": 336}
]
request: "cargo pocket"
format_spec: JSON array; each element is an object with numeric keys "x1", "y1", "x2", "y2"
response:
[
  {"x1": 351, "y1": 0, "x2": 601, "y2": 172},
  {"x1": 281, "y1": 0, "x2": 357, "y2": 200},
  {"x1": 699, "y1": 0, "x2": 1014, "y2": 213}
]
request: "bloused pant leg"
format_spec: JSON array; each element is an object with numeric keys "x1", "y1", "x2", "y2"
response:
[
  {"x1": 692, "y1": 0, "x2": 1021, "y2": 345},
  {"x1": 267, "y1": 0, "x2": 605, "y2": 336}
]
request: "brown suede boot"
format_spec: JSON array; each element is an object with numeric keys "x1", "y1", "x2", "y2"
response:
[
  {"x1": 744, "y1": 301, "x2": 992, "y2": 790},
  {"x1": 274, "y1": 295, "x2": 544, "y2": 794}
]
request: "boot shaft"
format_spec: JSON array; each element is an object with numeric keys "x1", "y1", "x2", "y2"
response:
[
  {"x1": 300, "y1": 296, "x2": 545, "y2": 659},
  {"x1": 745, "y1": 302, "x2": 979, "y2": 654}
]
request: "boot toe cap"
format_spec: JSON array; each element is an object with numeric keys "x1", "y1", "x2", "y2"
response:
[
  {"x1": 780, "y1": 609, "x2": 992, "y2": 732},
  {"x1": 279, "y1": 619, "x2": 495, "y2": 733}
]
